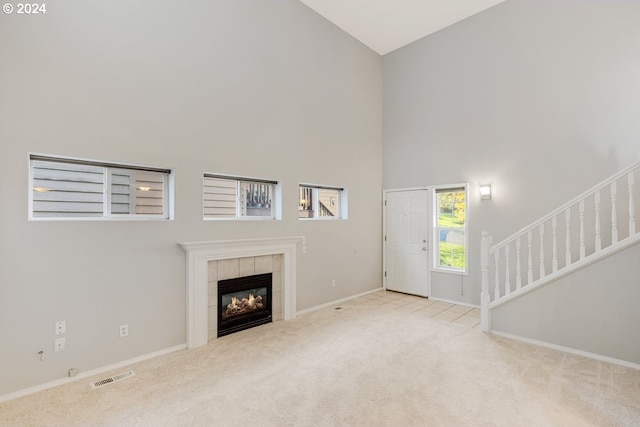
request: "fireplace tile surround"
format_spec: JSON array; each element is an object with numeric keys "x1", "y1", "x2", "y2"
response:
[
  {"x1": 180, "y1": 237, "x2": 304, "y2": 348},
  {"x1": 207, "y1": 255, "x2": 283, "y2": 341}
]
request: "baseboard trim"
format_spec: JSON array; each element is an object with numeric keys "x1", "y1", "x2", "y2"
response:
[
  {"x1": 0, "y1": 343, "x2": 187, "y2": 404},
  {"x1": 491, "y1": 330, "x2": 640, "y2": 370},
  {"x1": 296, "y1": 287, "x2": 383, "y2": 316}
]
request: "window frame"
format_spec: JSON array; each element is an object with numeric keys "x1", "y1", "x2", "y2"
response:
[
  {"x1": 432, "y1": 183, "x2": 468, "y2": 275},
  {"x1": 203, "y1": 173, "x2": 280, "y2": 221},
  {"x1": 28, "y1": 154, "x2": 173, "y2": 221},
  {"x1": 298, "y1": 183, "x2": 347, "y2": 220}
]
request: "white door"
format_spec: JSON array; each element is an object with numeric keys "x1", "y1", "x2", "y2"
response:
[{"x1": 384, "y1": 189, "x2": 429, "y2": 297}]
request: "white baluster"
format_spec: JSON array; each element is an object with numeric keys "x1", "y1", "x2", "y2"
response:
[
  {"x1": 565, "y1": 208, "x2": 572, "y2": 266},
  {"x1": 611, "y1": 181, "x2": 618, "y2": 244},
  {"x1": 515, "y1": 237, "x2": 522, "y2": 290},
  {"x1": 494, "y1": 250, "x2": 500, "y2": 300},
  {"x1": 527, "y1": 230, "x2": 533, "y2": 284},
  {"x1": 552, "y1": 216, "x2": 558, "y2": 272},
  {"x1": 595, "y1": 190, "x2": 602, "y2": 251},
  {"x1": 539, "y1": 224, "x2": 545, "y2": 278},
  {"x1": 579, "y1": 200, "x2": 586, "y2": 259},
  {"x1": 629, "y1": 172, "x2": 636, "y2": 235},
  {"x1": 504, "y1": 244, "x2": 511, "y2": 296}
]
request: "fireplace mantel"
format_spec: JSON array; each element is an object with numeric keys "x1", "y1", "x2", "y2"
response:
[{"x1": 180, "y1": 236, "x2": 304, "y2": 348}]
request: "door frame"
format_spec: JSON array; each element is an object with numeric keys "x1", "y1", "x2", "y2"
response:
[{"x1": 382, "y1": 187, "x2": 432, "y2": 297}]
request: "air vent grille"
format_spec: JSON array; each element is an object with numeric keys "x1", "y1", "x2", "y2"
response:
[{"x1": 91, "y1": 371, "x2": 135, "y2": 389}]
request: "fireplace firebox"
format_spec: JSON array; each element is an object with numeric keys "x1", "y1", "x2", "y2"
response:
[{"x1": 217, "y1": 273, "x2": 272, "y2": 337}]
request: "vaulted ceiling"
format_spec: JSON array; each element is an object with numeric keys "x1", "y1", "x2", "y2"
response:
[{"x1": 299, "y1": 0, "x2": 506, "y2": 55}]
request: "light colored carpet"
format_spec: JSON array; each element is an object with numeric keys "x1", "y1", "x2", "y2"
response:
[{"x1": 2, "y1": 291, "x2": 640, "y2": 426}]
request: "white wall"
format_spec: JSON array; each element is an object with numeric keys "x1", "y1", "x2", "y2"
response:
[
  {"x1": 0, "y1": 0, "x2": 382, "y2": 395},
  {"x1": 382, "y1": 0, "x2": 640, "y2": 305},
  {"x1": 491, "y1": 243, "x2": 640, "y2": 365}
]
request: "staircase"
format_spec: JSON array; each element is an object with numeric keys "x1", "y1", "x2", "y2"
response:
[{"x1": 480, "y1": 160, "x2": 640, "y2": 333}]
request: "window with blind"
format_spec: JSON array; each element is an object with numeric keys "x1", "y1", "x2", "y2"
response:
[
  {"x1": 29, "y1": 155, "x2": 172, "y2": 220},
  {"x1": 434, "y1": 185, "x2": 468, "y2": 273},
  {"x1": 203, "y1": 174, "x2": 278, "y2": 220},
  {"x1": 299, "y1": 184, "x2": 346, "y2": 219}
]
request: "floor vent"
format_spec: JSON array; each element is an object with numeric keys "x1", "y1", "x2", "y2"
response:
[{"x1": 91, "y1": 371, "x2": 135, "y2": 389}]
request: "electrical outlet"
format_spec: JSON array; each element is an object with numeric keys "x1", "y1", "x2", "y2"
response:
[
  {"x1": 55, "y1": 320, "x2": 66, "y2": 335},
  {"x1": 331, "y1": 279, "x2": 336, "y2": 287},
  {"x1": 119, "y1": 324, "x2": 128, "y2": 337},
  {"x1": 54, "y1": 338, "x2": 65, "y2": 352}
]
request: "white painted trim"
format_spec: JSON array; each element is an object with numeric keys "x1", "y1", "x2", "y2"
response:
[
  {"x1": 491, "y1": 331, "x2": 640, "y2": 371},
  {"x1": 431, "y1": 183, "x2": 469, "y2": 276},
  {"x1": 180, "y1": 236, "x2": 304, "y2": 348},
  {"x1": 383, "y1": 186, "x2": 429, "y2": 192},
  {"x1": 489, "y1": 233, "x2": 640, "y2": 310},
  {"x1": 0, "y1": 344, "x2": 186, "y2": 404},
  {"x1": 490, "y1": 160, "x2": 640, "y2": 251},
  {"x1": 295, "y1": 288, "x2": 383, "y2": 316},
  {"x1": 428, "y1": 296, "x2": 479, "y2": 309}
]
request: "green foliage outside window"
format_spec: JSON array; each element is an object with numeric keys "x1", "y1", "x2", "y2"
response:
[{"x1": 436, "y1": 189, "x2": 466, "y2": 270}]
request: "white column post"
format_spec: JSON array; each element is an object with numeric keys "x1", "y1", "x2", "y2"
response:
[
  {"x1": 515, "y1": 237, "x2": 522, "y2": 290},
  {"x1": 579, "y1": 200, "x2": 586, "y2": 259},
  {"x1": 565, "y1": 208, "x2": 572, "y2": 266},
  {"x1": 629, "y1": 172, "x2": 636, "y2": 235},
  {"x1": 595, "y1": 190, "x2": 602, "y2": 252},
  {"x1": 539, "y1": 224, "x2": 545, "y2": 278},
  {"x1": 611, "y1": 181, "x2": 618, "y2": 244}
]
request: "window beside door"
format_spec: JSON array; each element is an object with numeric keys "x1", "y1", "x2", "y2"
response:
[{"x1": 433, "y1": 185, "x2": 468, "y2": 274}]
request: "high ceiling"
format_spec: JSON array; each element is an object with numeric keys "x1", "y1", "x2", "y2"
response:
[{"x1": 299, "y1": 0, "x2": 507, "y2": 55}]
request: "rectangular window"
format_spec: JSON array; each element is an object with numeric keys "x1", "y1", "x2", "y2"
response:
[
  {"x1": 203, "y1": 174, "x2": 278, "y2": 220},
  {"x1": 29, "y1": 155, "x2": 172, "y2": 220},
  {"x1": 434, "y1": 185, "x2": 467, "y2": 273},
  {"x1": 299, "y1": 184, "x2": 346, "y2": 219}
]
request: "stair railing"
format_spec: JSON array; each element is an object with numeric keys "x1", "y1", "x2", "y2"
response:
[{"x1": 481, "y1": 160, "x2": 640, "y2": 332}]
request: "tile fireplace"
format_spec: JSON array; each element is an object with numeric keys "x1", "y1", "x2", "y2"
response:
[{"x1": 180, "y1": 236, "x2": 304, "y2": 348}]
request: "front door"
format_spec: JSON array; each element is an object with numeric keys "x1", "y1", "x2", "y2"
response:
[{"x1": 384, "y1": 189, "x2": 429, "y2": 297}]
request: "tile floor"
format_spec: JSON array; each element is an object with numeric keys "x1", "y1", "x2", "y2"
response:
[{"x1": 353, "y1": 289, "x2": 480, "y2": 328}]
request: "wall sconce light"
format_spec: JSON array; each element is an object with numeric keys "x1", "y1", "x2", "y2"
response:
[{"x1": 479, "y1": 184, "x2": 492, "y2": 200}]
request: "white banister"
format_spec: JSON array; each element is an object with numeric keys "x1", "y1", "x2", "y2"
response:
[
  {"x1": 489, "y1": 160, "x2": 640, "y2": 252},
  {"x1": 494, "y1": 250, "x2": 500, "y2": 300},
  {"x1": 579, "y1": 200, "x2": 586, "y2": 260},
  {"x1": 565, "y1": 208, "x2": 571, "y2": 266},
  {"x1": 515, "y1": 237, "x2": 522, "y2": 290},
  {"x1": 480, "y1": 160, "x2": 640, "y2": 334},
  {"x1": 539, "y1": 224, "x2": 545, "y2": 278},
  {"x1": 611, "y1": 181, "x2": 618, "y2": 244},
  {"x1": 595, "y1": 190, "x2": 602, "y2": 252},
  {"x1": 630, "y1": 172, "x2": 636, "y2": 235},
  {"x1": 504, "y1": 244, "x2": 511, "y2": 296},
  {"x1": 527, "y1": 230, "x2": 533, "y2": 284},
  {"x1": 552, "y1": 216, "x2": 558, "y2": 272}
]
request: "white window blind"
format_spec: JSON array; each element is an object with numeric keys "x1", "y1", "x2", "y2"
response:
[
  {"x1": 203, "y1": 177, "x2": 238, "y2": 219},
  {"x1": 30, "y1": 155, "x2": 171, "y2": 220},
  {"x1": 203, "y1": 174, "x2": 277, "y2": 220}
]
